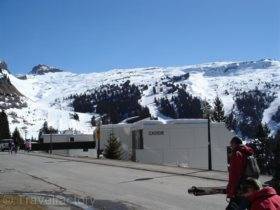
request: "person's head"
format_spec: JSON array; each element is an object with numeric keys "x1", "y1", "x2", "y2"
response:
[
  {"x1": 230, "y1": 136, "x2": 243, "y2": 149},
  {"x1": 241, "y1": 178, "x2": 262, "y2": 197}
]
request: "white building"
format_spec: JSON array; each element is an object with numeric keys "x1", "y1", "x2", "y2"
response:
[
  {"x1": 99, "y1": 119, "x2": 234, "y2": 171},
  {"x1": 42, "y1": 132, "x2": 96, "y2": 157}
]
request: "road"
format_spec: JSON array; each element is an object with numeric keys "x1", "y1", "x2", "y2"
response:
[{"x1": 0, "y1": 153, "x2": 228, "y2": 209}]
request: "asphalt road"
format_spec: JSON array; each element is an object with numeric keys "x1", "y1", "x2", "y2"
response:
[{"x1": 0, "y1": 153, "x2": 228, "y2": 210}]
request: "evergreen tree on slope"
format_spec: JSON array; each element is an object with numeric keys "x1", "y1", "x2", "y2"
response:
[
  {"x1": 212, "y1": 96, "x2": 225, "y2": 122},
  {"x1": 0, "y1": 110, "x2": 11, "y2": 140}
]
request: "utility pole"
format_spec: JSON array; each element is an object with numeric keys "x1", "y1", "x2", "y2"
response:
[
  {"x1": 96, "y1": 120, "x2": 101, "y2": 159},
  {"x1": 207, "y1": 116, "x2": 212, "y2": 171},
  {"x1": 50, "y1": 127, "x2": 53, "y2": 154}
]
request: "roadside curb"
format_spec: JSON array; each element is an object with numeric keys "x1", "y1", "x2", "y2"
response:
[{"x1": 26, "y1": 152, "x2": 228, "y2": 182}]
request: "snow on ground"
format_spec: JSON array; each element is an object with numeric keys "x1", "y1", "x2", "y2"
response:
[{"x1": 2, "y1": 59, "x2": 280, "y2": 138}]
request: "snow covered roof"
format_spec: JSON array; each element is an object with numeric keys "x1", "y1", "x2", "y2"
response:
[{"x1": 164, "y1": 119, "x2": 208, "y2": 124}]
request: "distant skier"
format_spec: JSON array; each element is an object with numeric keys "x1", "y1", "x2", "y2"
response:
[
  {"x1": 14, "y1": 142, "x2": 18, "y2": 154},
  {"x1": 25, "y1": 141, "x2": 28, "y2": 152},
  {"x1": 27, "y1": 140, "x2": 32, "y2": 152},
  {"x1": 8, "y1": 140, "x2": 13, "y2": 154},
  {"x1": 9, "y1": 141, "x2": 16, "y2": 155}
]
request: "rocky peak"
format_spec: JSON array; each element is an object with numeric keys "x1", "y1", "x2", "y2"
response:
[
  {"x1": 29, "y1": 64, "x2": 63, "y2": 75},
  {"x1": 0, "y1": 61, "x2": 9, "y2": 73}
]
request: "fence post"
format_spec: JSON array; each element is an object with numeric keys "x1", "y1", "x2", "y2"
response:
[{"x1": 208, "y1": 116, "x2": 212, "y2": 171}]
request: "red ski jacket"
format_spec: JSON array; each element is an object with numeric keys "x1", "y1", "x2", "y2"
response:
[
  {"x1": 227, "y1": 145, "x2": 254, "y2": 198},
  {"x1": 248, "y1": 187, "x2": 280, "y2": 210}
]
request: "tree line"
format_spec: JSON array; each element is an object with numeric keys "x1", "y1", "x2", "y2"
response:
[
  {"x1": 226, "y1": 88, "x2": 276, "y2": 138},
  {"x1": 69, "y1": 80, "x2": 150, "y2": 124},
  {"x1": 0, "y1": 110, "x2": 24, "y2": 148},
  {"x1": 155, "y1": 88, "x2": 225, "y2": 122}
]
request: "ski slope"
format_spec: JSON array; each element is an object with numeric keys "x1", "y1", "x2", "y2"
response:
[{"x1": 1, "y1": 59, "x2": 279, "y2": 138}]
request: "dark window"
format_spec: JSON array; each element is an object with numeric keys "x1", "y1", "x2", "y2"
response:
[
  {"x1": 83, "y1": 148, "x2": 89, "y2": 152},
  {"x1": 69, "y1": 137, "x2": 74, "y2": 142},
  {"x1": 135, "y1": 130, "x2": 144, "y2": 149}
]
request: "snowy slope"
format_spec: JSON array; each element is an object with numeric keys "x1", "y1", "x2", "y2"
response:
[{"x1": 1, "y1": 59, "x2": 280, "y2": 138}]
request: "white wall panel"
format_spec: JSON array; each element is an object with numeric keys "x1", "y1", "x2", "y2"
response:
[
  {"x1": 211, "y1": 123, "x2": 235, "y2": 171},
  {"x1": 136, "y1": 149, "x2": 163, "y2": 165},
  {"x1": 188, "y1": 147, "x2": 209, "y2": 169},
  {"x1": 163, "y1": 148, "x2": 189, "y2": 166}
]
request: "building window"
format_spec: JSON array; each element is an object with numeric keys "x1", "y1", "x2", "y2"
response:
[
  {"x1": 83, "y1": 148, "x2": 88, "y2": 152},
  {"x1": 70, "y1": 137, "x2": 74, "y2": 142}
]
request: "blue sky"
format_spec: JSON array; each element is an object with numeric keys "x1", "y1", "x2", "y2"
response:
[{"x1": 0, "y1": 0, "x2": 279, "y2": 74}]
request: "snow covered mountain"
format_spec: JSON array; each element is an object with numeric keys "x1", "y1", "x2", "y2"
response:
[{"x1": 0, "y1": 59, "x2": 279, "y2": 138}]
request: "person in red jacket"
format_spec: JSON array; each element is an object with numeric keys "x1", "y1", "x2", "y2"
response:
[
  {"x1": 226, "y1": 137, "x2": 254, "y2": 210},
  {"x1": 242, "y1": 178, "x2": 280, "y2": 210},
  {"x1": 227, "y1": 137, "x2": 254, "y2": 198}
]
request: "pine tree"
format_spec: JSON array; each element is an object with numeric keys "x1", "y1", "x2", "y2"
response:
[
  {"x1": 159, "y1": 98, "x2": 176, "y2": 118},
  {"x1": 12, "y1": 128, "x2": 24, "y2": 148},
  {"x1": 104, "y1": 133, "x2": 123, "y2": 160},
  {"x1": 38, "y1": 121, "x2": 49, "y2": 141},
  {"x1": 91, "y1": 116, "x2": 96, "y2": 126},
  {"x1": 254, "y1": 124, "x2": 273, "y2": 174},
  {"x1": 233, "y1": 89, "x2": 275, "y2": 138},
  {"x1": 256, "y1": 123, "x2": 270, "y2": 141},
  {"x1": 42, "y1": 121, "x2": 49, "y2": 133},
  {"x1": 154, "y1": 98, "x2": 159, "y2": 106},
  {"x1": 0, "y1": 110, "x2": 11, "y2": 140},
  {"x1": 174, "y1": 88, "x2": 203, "y2": 119},
  {"x1": 225, "y1": 109, "x2": 237, "y2": 130},
  {"x1": 201, "y1": 100, "x2": 213, "y2": 119},
  {"x1": 70, "y1": 113, "x2": 79, "y2": 121},
  {"x1": 212, "y1": 96, "x2": 225, "y2": 122},
  {"x1": 38, "y1": 121, "x2": 58, "y2": 141},
  {"x1": 272, "y1": 130, "x2": 280, "y2": 193},
  {"x1": 152, "y1": 86, "x2": 156, "y2": 94}
]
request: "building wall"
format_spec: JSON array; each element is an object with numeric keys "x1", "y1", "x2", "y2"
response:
[
  {"x1": 210, "y1": 123, "x2": 235, "y2": 171},
  {"x1": 46, "y1": 120, "x2": 234, "y2": 171},
  {"x1": 52, "y1": 149, "x2": 69, "y2": 156},
  {"x1": 100, "y1": 124, "x2": 132, "y2": 159},
  {"x1": 42, "y1": 134, "x2": 93, "y2": 143},
  {"x1": 42, "y1": 134, "x2": 95, "y2": 157},
  {"x1": 52, "y1": 149, "x2": 96, "y2": 157},
  {"x1": 68, "y1": 149, "x2": 96, "y2": 157},
  {"x1": 135, "y1": 122, "x2": 209, "y2": 169}
]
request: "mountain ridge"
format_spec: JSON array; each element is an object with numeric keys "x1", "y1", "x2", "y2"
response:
[{"x1": 0, "y1": 59, "x2": 279, "y2": 138}]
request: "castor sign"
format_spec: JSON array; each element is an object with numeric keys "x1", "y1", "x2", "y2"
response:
[{"x1": 148, "y1": 131, "x2": 164, "y2": 135}]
